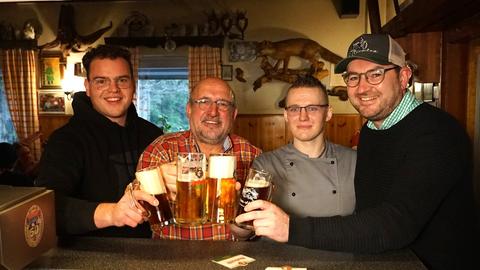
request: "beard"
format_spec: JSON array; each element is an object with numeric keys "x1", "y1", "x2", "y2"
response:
[{"x1": 194, "y1": 116, "x2": 232, "y2": 145}]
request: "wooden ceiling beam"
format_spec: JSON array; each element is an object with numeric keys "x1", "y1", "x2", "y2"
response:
[
  {"x1": 444, "y1": 13, "x2": 480, "y2": 43},
  {"x1": 381, "y1": 0, "x2": 480, "y2": 38},
  {"x1": 367, "y1": 0, "x2": 381, "y2": 34}
]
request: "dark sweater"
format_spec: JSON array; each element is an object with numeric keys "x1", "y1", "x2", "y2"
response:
[
  {"x1": 289, "y1": 103, "x2": 477, "y2": 270},
  {"x1": 36, "y1": 92, "x2": 162, "y2": 238}
]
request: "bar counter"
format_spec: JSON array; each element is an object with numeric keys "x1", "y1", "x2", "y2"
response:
[{"x1": 26, "y1": 237, "x2": 426, "y2": 269}]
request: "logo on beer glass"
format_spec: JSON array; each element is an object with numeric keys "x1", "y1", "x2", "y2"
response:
[
  {"x1": 236, "y1": 168, "x2": 273, "y2": 229},
  {"x1": 176, "y1": 153, "x2": 208, "y2": 224}
]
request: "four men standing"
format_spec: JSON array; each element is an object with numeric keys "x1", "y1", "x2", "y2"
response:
[{"x1": 35, "y1": 32, "x2": 477, "y2": 270}]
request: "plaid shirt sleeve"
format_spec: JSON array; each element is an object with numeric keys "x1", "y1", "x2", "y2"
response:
[{"x1": 141, "y1": 131, "x2": 262, "y2": 241}]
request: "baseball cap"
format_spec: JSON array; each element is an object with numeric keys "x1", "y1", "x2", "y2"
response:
[{"x1": 334, "y1": 33, "x2": 406, "y2": 74}]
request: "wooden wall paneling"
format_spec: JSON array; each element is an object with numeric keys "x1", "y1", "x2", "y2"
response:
[
  {"x1": 465, "y1": 39, "x2": 480, "y2": 141},
  {"x1": 233, "y1": 114, "x2": 287, "y2": 152},
  {"x1": 258, "y1": 115, "x2": 286, "y2": 151},
  {"x1": 395, "y1": 32, "x2": 442, "y2": 82},
  {"x1": 38, "y1": 115, "x2": 71, "y2": 142},
  {"x1": 325, "y1": 114, "x2": 364, "y2": 147},
  {"x1": 441, "y1": 40, "x2": 469, "y2": 128},
  {"x1": 233, "y1": 114, "x2": 363, "y2": 152},
  {"x1": 467, "y1": 38, "x2": 480, "y2": 214},
  {"x1": 233, "y1": 116, "x2": 259, "y2": 148}
]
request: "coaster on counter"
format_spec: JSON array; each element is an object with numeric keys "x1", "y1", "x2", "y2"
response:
[
  {"x1": 212, "y1": 254, "x2": 256, "y2": 269},
  {"x1": 265, "y1": 267, "x2": 307, "y2": 270}
]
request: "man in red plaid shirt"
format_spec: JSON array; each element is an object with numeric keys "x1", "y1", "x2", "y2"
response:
[{"x1": 137, "y1": 77, "x2": 261, "y2": 240}]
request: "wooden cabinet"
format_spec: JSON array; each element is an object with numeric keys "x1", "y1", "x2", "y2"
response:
[{"x1": 233, "y1": 114, "x2": 363, "y2": 151}]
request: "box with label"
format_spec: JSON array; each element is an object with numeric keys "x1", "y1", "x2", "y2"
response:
[{"x1": 0, "y1": 185, "x2": 56, "y2": 270}]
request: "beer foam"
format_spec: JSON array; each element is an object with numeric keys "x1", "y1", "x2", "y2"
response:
[
  {"x1": 135, "y1": 167, "x2": 166, "y2": 194},
  {"x1": 209, "y1": 155, "x2": 235, "y2": 179},
  {"x1": 245, "y1": 179, "x2": 270, "y2": 188}
]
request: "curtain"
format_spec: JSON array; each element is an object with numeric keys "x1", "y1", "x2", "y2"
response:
[
  {"x1": 188, "y1": 46, "x2": 221, "y2": 92},
  {"x1": 129, "y1": 47, "x2": 139, "y2": 104},
  {"x1": 1, "y1": 49, "x2": 41, "y2": 160}
]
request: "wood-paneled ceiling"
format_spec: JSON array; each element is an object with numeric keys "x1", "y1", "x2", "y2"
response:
[{"x1": 381, "y1": 0, "x2": 480, "y2": 42}]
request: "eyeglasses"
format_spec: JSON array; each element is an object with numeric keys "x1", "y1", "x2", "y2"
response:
[
  {"x1": 191, "y1": 98, "x2": 234, "y2": 112},
  {"x1": 285, "y1": 104, "x2": 329, "y2": 115},
  {"x1": 342, "y1": 66, "x2": 398, "y2": 87},
  {"x1": 90, "y1": 76, "x2": 132, "y2": 90}
]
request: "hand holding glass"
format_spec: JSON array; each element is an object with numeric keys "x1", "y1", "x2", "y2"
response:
[
  {"x1": 235, "y1": 168, "x2": 273, "y2": 229},
  {"x1": 135, "y1": 167, "x2": 175, "y2": 230}
]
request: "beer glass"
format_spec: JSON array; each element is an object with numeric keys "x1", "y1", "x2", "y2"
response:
[
  {"x1": 176, "y1": 153, "x2": 207, "y2": 224},
  {"x1": 135, "y1": 167, "x2": 175, "y2": 230},
  {"x1": 236, "y1": 168, "x2": 273, "y2": 229},
  {"x1": 207, "y1": 154, "x2": 237, "y2": 223}
]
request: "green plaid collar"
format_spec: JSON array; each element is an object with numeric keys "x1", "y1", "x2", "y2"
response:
[{"x1": 367, "y1": 90, "x2": 422, "y2": 130}]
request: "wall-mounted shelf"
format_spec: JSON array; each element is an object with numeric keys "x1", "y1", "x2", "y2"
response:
[
  {"x1": 0, "y1": 39, "x2": 37, "y2": 49},
  {"x1": 104, "y1": 35, "x2": 225, "y2": 48}
]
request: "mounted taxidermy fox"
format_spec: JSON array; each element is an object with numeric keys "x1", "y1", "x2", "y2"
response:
[{"x1": 256, "y1": 38, "x2": 342, "y2": 72}]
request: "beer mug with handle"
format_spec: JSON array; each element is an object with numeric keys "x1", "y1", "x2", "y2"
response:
[
  {"x1": 235, "y1": 168, "x2": 273, "y2": 229},
  {"x1": 135, "y1": 166, "x2": 175, "y2": 231},
  {"x1": 176, "y1": 153, "x2": 208, "y2": 224},
  {"x1": 207, "y1": 154, "x2": 236, "y2": 223}
]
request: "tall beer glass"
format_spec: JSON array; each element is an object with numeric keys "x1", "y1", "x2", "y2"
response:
[
  {"x1": 176, "y1": 153, "x2": 207, "y2": 224},
  {"x1": 135, "y1": 167, "x2": 175, "y2": 230},
  {"x1": 207, "y1": 154, "x2": 236, "y2": 223},
  {"x1": 236, "y1": 168, "x2": 273, "y2": 229}
]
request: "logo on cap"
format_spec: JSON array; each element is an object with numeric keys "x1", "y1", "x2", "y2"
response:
[{"x1": 349, "y1": 37, "x2": 377, "y2": 57}]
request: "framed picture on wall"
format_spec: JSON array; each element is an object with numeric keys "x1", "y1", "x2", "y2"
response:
[
  {"x1": 221, "y1": 65, "x2": 233, "y2": 81},
  {"x1": 38, "y1": 90, "x2": 65, "y2": 114},
  {"x1": 38, "y1": 51, "x2": 65, "y2": 89}
]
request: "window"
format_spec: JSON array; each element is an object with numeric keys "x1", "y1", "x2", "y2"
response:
[
  {"x1": 136, "y1": 53, "x2": 189, "y2": 133},
  {"x1": 0, "y1": 71, "x2": 18, "y2": 143}
]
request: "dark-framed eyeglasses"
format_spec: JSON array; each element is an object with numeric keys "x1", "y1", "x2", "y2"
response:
[
  {"x1": 191, "y1": 98, "x2": 234, "y2": 112},
  {"x1": 285, "y1": 104, "x2": 329, "y2": 115},
  {"x1": 342, "y1": 66, "x2": 398, "y2": 87},
  {"x1": 90, "y1": 76, "x2": 132, "y2": 90}
]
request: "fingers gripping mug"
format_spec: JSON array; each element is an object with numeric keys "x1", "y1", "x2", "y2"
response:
[{"x1": 135, "y1": 166, "x2": 175, "y2": 230}]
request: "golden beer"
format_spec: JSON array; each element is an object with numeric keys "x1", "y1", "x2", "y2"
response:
[
  {"x1": 207, "y1": 154, "x2": 236, "y2": 223},
  {"x1": 176, "y1": 153, "x2": 207, "y2": 224}
]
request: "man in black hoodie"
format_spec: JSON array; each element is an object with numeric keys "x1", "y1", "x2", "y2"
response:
[{"x1": 37, "y1": 45, "x2": 163, "y2": 238}]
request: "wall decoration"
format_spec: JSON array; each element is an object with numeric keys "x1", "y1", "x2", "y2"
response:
[
  {"x1": 205, "y1": 10, "x2": 248, "y2": 39},
  {"x1": 252, "y1": 38, "x2": 344, "y2": 93},
  {"x1": 235, "y1": 67, "x2": 246, "y2": 82},
  {"x1": 221, "y1": 65, "x2": 233, "y2": 81},
  {"x1": 228, "y1": 41, "x2": 257, "y2": 62},
  {"x1": 39, "y1": 4, "x2": 112, "y2": 58},
  {"x1": 38, "y1": 91, "x2": 65, "y2": 114},
  {"x1": 39, "y1": 51, "x2": 64, "y2": 89}
]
